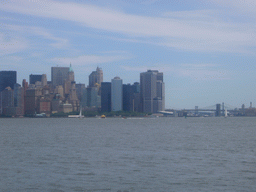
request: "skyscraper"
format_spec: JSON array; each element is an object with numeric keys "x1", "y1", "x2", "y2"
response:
[
  {"x1": 0, "y1": 71, "x2": 17, "y2": 92},
  {"x1": 41, "y1": 74, "x2": 47, "y2": 87},
  {"x1": 64, "y1": 64, "x2": 75, "y2": 95},
  {"x1": 84, "y1": 87, "x2": 101, "y2": 108},
  {"x1": 29, "y1": 74, "x2": 47, "y2": 87},
  {"x1": 13, "y1": 83, "x2": 24, "y2": 116},
  {"x1": 123, "y1": 82, "x2": 140, "y2": 112},
  {"x1": 75, "y1": 83, "x2": 85, "y2": 102},
  {"x1": 101, "y1": 82, "x2": 111, "y2": 112},
  {"x1": 89, "y1": 67, "x2": 103, "y2": 87},
  {"x1": 111, "y1": 76, "x2": 123, "y2": 111},
  {"x1": 51, "y1": 66, "x2": 69, "y2": 87},
  {"x1": 140, "y1": 70, "x2": 165, "y2": 113},
  {"x1": 0, "y1": 87, "x2": 13, "y2": 115},
  {"x1": 29, "y1": 74, "x2": 42, "y2": 85},
  {"x1": 66, "y1": 64, "x2": 79, "y2": 111},
  {"x1": 84, "y1": 67, "x2": 103, "y2": 110}
]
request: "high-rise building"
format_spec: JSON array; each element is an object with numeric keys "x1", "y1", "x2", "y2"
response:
[
  {"x1": 111, "y1": 76, "x2": 123, "y2": 111},
  {"x1": 25, "y1": 88, "x2": 42, "y2": 115},
  {"x1": 39, "y1": 98, "x2": 51, "y2": 115},
  {"x1": 0, "y1": 84, "x2": 25, "y2": 116},
  {"x1": 29, "y1": 74, "x2": 42, "y2": 85},
  {"x1": 68, "y1": 81, "x2": 79, "y2": 112},
  {"x1": 51, "y1": 64, "x2": 79, "y2": 112},
  {"x1": 54, "y1": 85, "x2": 64, "y2": 98},
  {"x1": 140, "y1": 70, "x2": 165, "y2": 113},
  {"x1": 41, "y1": 74, "x2": 47, "y2": 87},
  {"x1": 29, "y1": 74, "x2": 47, "y2": 87},
  {"x1": 123, "y1": 82, "x2": 140, "y2": 112},
  {"x1": 51, "y1": 66, "x2": 69, "y2": 87},
  {"x1": 0, "y1": 71, "x2": 17, "y2": 92},
  {"x1": 84, "y1": 67, "x2": 103, "y2": 110},
  {"x1": 89, "y1": 67, "x2": 103, "y2": 87},
  {"x1": 156, "y1": 80, "x2": 165, "y2": 110},
  {"x1": 64, "y1": 64, "x2": 75, "y2": 95},
  {"x1": 65, "y1": 64, "x2": 79, "y2": 111},
  {"x1": 101, "y1": 82, "x2": 111, "y2": 112},
  {"x1": 84, "y1": 87, "x2": 101, "y2": 108},
  {"x1": 75, "y1": 83, "x2": 85, "y2": 101},
  {"x1": 0, "y1": 87, "x2": 14, "y2": 115},
  {"x1": 13, "y1": 83, "x2": 24, "y2": 116}
]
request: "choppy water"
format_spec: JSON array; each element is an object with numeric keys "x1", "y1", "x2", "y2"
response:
[{"x1": 0, "y1": 117, "x2": 256, "y2": 192}]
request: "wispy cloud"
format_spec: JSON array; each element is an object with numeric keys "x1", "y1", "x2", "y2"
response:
[
  {"x1": 178, "y1": 64, "x2": 230, "y2": 80},
  {"x1": 1, "y1": 0, "x2": 256, "y2": 53},
  {"x1": 3, "y1": 24, "x2": 68, "y2": 49},
  {"x1": 0, "y1": 33, "x2": 28, "y2": 55},
  {"x1": 210, "y1": 0, "x2": 256, "y2": 16},
  {"x1": 29, "y1": 27, "x2": 68, "y2": 48},
  {"x1": 51, "y1": 54, "x2": 132, "y2": 66},
  {"x1": 121, "y1": 63, "x2": 231, "y2": 81}
]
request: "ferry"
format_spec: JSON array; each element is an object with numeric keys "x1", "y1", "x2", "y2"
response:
[
  {"x1": 35, "y1": 113, "x2": 47, "y2": 118},
  {"x1": 68, "y1": 108, "x2": 84, "y2": 118}
]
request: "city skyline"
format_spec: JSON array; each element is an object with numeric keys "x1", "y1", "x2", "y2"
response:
[{"x1": 1, "y1": 0, "x2": 256, "y2": 109}]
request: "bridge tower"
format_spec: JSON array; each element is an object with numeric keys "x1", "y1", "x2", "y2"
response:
[
  {"x1": 195, "y1": 106, "x2": 198, "y2": 116},
  {"x1": 222, "y1": 102, "x2": 225, "y2": 116},
  {"x1": 216, "y1": 104, "x2": 221, "y2": 117}
]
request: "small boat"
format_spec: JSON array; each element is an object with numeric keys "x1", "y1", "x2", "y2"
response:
[
  {"x1": 101, "y1": 115, "x2": 106, "y2": 118},
  {"x1": 35, "y1": 113, "x2": 47, "y2": 118},
  {"x1": 224, "y1": 109, "x2": 228, "y2": 118},
  {"x1": 68, "y1": 108, "x2": 84, "y2": 118}
]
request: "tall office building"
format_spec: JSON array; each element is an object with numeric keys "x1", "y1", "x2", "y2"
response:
[
  {"x1": 68, "y1": 81, "x2": 79, "y2": 111},
  {"x1": 101, "y1": 82, "x2": 111, "y2": 112},
  {"x1": 75, "y1": 83, "x2": 85, "y2": 101},
  {"x1": 140, "y1": 70, "x2": 165, "y2": 113},
  {"x1": 29, "y1": 74, "x2": 47, "y2": 87},
  {"x1": 51, "y1": 66, "x2": 69, "y2": 87},
  {"x1": 84, "y1": 87, "x2": 101, "y2": 108},
  {"x1": 89, "y1": 67, "x2": 103, "y2": 87},
  {"x1": 0, "y1": 71, "x2": 17, "y2": 92},
  {"x1": 41, "y1": 74, "x2": 47, "y2": 87},
  {"x1": 22, "y1": 79, "x2": 28, "y2": 96},
  {"x1": 0, "y1": 87, "x2": 14, "y2": 114},
  {"x1": 111, "y1": 76, "x2": 123, "y2": 111},
  {"x1": 85, "y1": 67, "x2": 103, "y2": 109},
  {"x1": 13, "y1": 83, "x2": 24, "y2": 116},
  {"x1": 29, "y1": 74, "x2": 42, "y2": 85},
  {"x1": 25, "y1": 88, "x2": 42, "y2": 115},
  {"x1": 0, "y1": 84, "x2": 24, "y2": 116},
  {"x1": 123, "y1": 82, "x2": 140, "y2": 112},
  {"x1": 64, "y1": 64, "x2": 75, "y2": 95},
  {"x1": 64, "y1": 64, "x2": 79, "y2": 111}
]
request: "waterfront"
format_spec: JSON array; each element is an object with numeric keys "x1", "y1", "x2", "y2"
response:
[{"x1": 1, "y1": 117, "x2": 256, "y2": 191}]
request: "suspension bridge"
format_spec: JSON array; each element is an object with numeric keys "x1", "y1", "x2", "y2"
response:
[{"x1": 163, "y1": 103, "x2": 239, "y2": 117}]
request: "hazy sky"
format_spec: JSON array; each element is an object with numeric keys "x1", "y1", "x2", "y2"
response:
[{"x1": 1, "y1": 0, "x2": 256, "y2": 109}]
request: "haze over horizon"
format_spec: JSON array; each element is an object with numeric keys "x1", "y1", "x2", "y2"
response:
[{"x1": 1, "y1": 0, "x2": 256, "y2": 109}]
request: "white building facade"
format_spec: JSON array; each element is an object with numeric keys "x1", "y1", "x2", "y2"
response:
[{"x1": 111, "y1": 76, "x2": 123, "y2": 111}]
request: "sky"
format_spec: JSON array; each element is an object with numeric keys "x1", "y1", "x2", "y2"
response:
[{"x1": 1, "y1": 0, "x2": 256, "y2": 109}]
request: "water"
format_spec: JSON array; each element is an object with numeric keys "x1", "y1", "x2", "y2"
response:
[{"x1": 0, "y1": 117, "x2": 256, "y2": 191}]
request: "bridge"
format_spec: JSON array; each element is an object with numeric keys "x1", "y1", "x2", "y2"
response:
[{"x1": 163, "y1": 103, "x2": 239, "y2": 117}]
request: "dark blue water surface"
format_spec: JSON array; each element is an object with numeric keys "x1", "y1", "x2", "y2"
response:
[{"x1": 1, "y1": 117, "x2": 256, "y2": 191}]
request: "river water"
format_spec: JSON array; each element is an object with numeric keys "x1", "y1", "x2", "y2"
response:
[{"x1": 0, "y1": 117, "x2": 256, "y2": 191}]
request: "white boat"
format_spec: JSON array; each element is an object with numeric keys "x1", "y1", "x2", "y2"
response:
[
  {"x1": 68, "y1": 108, "x2": 84, "y2": 118},
  {"x1": 224, "y1": 109, "x2": 228, "y2": 118},
  {"x1": 35, "y1": 113, "x2": 47, "y2": 118}
]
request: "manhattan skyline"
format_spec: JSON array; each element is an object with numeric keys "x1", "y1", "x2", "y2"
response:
[{"x1": 1, "y1": 0, "x2": 256, "y2": 109}]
